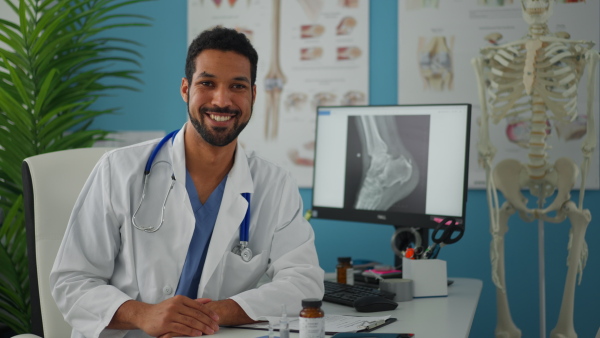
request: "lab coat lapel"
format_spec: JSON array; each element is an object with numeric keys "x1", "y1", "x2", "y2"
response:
[
  {"x1": 169, "y1": 125, "x2": 196, "y2": 274},
  {"x1": 199, "y1": 143, "x2": 254, "y2": 294},
  {"x1": 171, "y1": 126, "x2": 187, "y2": 188}
]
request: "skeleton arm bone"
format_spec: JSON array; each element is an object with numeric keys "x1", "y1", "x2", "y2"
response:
[
  {"x1": 472, "y1": 56, "x2": 497, "y2": 169},
  {"x1": 472, "y1": 56, "x2": 502, "y2": 252},
  {"x1": 539, "y1": 35, "x2": 595, "y2": 50},
  {"x1": 578, "y1": 50, "x2": 599, "y2": 208}
]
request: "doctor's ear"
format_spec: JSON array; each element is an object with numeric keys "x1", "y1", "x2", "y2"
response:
[{"x1": 181, "y1": 77, "x2": 189, "y2": 102}]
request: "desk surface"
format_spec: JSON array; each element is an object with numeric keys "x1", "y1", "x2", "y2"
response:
[{"x1": 211, "y1": 277, "x2": 482, "y2": 337}]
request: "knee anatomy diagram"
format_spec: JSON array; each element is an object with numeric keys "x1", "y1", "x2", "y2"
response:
[
  {"x1": 418, "y1": 36, "x2": 454, "y2": 91},
  {"x1": 471, "y1": 1, "x2": 599, "y2": 337}
]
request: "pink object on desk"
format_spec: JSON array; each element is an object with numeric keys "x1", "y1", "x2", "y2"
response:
[{"x1": 364, "y1": 268, "x2": 402, "y2": 275}]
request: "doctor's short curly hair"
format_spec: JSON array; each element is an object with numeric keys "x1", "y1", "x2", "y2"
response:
[{"x1": 185, "y1": 26, "x2": 258, "y2": 86}]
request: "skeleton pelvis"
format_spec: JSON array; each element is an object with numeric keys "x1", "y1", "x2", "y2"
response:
[{"x1": 492, "y1": 158, "x2": 579, "y2": 217}]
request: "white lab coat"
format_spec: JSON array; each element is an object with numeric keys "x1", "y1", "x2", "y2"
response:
[{"x1": 50, "y1": 125, "x2": 324, "y2": 338}]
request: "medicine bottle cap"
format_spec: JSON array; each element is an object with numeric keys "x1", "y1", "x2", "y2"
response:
[
  {"x1": 338, "y1": 257, "x2": 351, "y2": 263},
  {"x1": 302, "y1": 298, "x2": 322, "y2": 308}
]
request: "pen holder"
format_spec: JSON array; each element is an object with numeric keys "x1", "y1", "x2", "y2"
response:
[{"x1": 402, "y1": 257, "x2": 448, "y2": 297}]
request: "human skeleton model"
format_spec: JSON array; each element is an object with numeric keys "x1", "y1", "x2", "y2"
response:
[
  {"x1": 354, "y1": 116, "x2": 419, "y2": 210},
  {"x1": 264, "y1": 0, "x2": 285, "y2": 139},
  {"x1": 471, "y1": 1, "x2": 599, "y2": 337}
]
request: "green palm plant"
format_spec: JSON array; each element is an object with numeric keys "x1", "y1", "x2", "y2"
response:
[{"x1": 0, "y1": 0, "x2": 151, "y2": 333}]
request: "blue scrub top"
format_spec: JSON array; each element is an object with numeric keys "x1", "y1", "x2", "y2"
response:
[{"x1": 175, "y1": 170, "x2": 227, "y2": 298}]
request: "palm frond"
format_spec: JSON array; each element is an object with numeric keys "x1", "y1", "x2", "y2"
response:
[{"x1": 0, "y1": 0, "x2": 152, "y2": 332}]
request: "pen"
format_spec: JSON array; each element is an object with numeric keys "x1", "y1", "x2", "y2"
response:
[
  {"x1": 404, "y1": 248, "x2": 415, "y2": 259},
  {"x1": 366, "y1": 319, "x2": 386, "y2": 330}
]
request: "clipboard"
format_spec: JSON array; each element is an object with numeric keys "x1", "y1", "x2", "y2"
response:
[
  {"x1": 342, "y1": 317, "x2": 397, "y2": 334},
  {"x1": 331, "y1": 333, "x2": 414, "y2": 338},
  {"x1": 230, "y1": 315, "x2": 397, "y2": 335}
]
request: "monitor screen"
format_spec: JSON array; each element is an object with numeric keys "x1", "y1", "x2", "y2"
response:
[{"x1": 311, "y1": 104, "x2": 471, "y2": 229}]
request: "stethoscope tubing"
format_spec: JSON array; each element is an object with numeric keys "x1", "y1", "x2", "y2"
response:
[
  {"x1": 134, "y1": 129, "x2": 252, "y2": 261},
  {"x1": 144, "y1": 129, "x2": 179, "y2": 174},
  {"x1": 240, "y1": 193, "x2": 250, "y2": 242}
]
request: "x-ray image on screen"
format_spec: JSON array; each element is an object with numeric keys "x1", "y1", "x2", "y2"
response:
[{"x1": 345, "y1": 115, "x2": 430, "y2": 213}]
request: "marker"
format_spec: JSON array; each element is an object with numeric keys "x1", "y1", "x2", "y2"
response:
[{"x1": 405, "y1": 247, "x2": 415, "y2": 259}]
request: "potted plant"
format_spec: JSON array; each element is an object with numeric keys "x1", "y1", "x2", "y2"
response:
[{"x1": 0, "y1": 0, "x2": 151, "y2": 333}]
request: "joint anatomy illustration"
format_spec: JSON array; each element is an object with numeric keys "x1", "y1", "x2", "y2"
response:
[
  {"x1": 301, "y1": 46, "x2": 323, "y2": 60},
  {"x1": 342, "y1": 90, "x2": 366, "y2": 106},
  {"x1": 471, "y1": 1, "x2": 599, "y2": 337},
  {"x1": 297, "y1": 0, "x2": 324, "y2": 22},
  {"x1": 405, "y1": 0, "x2": 440, "y2": 10},
  {"x1": 418, "y1": 36, "x2": 454, "y2": 91},
  {"x1": 312, "y1": 92, "x2": 336, "y2": 110},
  {"x1": 353, "y1": 116, "x2": 420, "y2": 211},
  {"x1": 264, "y1": 0, "x2": 286, "y2": 140},
  {"x1": 337, "y1": 16, "x2": 357, "y2": 35},
  {"x1": 301, "y1": 24, "x2": 325, "y2": 38},
  {"x1": 285, "y1": 92, "x2": 308, "y2": 111},
  {"x1": 478, "y1": 0, "x2": 514, "y2": 6},
  {"x1": 337, "y1": 46, "x2": 362, "y2": 60}
]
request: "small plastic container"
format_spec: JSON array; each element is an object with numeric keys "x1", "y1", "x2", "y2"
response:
[
  {"x1": 336, "y1": 257, "x2": 354, "y2": 285},
  {"x1": 299, "y1": 298, "x2": 325, "y2": 338}
]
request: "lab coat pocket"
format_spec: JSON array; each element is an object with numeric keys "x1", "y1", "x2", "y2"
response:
[{"x1": 220, "y1": 250, "x2": 268, "y2": 297}]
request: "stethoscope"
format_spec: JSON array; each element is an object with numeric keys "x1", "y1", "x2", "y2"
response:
[{"x1": 131, "y1": 130, "x2": 253, "y2": 262}]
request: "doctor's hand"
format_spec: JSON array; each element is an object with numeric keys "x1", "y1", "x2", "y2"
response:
[
  {"x1": 108, "y1": 296, "x2": 220, "y2": 337},
  {"x1": 202, "y1": 299, "x2": 256, "y2": 326}
]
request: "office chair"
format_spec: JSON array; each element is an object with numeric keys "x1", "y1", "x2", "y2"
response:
[{"x1": 17, "y1": 147, "x2": 114, "y2": 338}]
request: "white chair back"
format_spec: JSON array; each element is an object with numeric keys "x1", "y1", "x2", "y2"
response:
[{"x1": 21, "y1": 147, "x2": 113, "y2": 338}]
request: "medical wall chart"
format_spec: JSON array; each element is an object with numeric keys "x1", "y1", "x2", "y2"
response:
[
  {"x1": 398, "y1": 1, "x2": 600, "y2": 189},
  {"x1": 188, "y1": 0, "x2": 370, "y2": 187}
]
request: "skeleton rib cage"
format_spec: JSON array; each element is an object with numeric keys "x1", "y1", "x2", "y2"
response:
[{"x1": 482, "y1": 38, "x2": 592, "y2": 180}]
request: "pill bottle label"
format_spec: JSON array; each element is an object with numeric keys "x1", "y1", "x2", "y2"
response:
[
  {"x1": 346, "y1": 268, "x2": 355, "y2": 285},
  {"x1": 299, "y1": 317, "x2": 325, "y2": 338}
]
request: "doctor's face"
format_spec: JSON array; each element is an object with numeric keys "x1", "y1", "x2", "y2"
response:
[{"x1": 181, "y1": 49, "x2": 256, "y2": 147}]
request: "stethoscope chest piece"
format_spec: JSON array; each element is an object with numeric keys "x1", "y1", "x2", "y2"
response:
[
  {"x1": 232, "y1": 241, "x2": 253, "y2": 262},
  {"x1": 231, "y1": 192, "x2": 253, "y2": 262}
]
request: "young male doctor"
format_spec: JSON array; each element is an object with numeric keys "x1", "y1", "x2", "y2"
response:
[{"x1": 50, "y1": 26, "x2": 324, "y2": 338}]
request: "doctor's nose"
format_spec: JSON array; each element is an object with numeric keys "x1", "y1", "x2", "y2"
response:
[{"x1": 211, "y1": 86, "x2": 234, "y2": 107}]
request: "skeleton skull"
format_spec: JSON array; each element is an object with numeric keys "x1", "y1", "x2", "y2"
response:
[{"x1": 521, "y1": 0, "x2": 554, "y2": 25}]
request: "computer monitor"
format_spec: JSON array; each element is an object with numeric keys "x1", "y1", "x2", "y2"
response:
[{"x1": 311, "y1": 104, "x2": 471, "y2": 230}]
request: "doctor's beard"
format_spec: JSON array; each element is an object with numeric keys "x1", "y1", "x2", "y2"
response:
[{"x1": 188, "y1": 104, "x2": 252, "y2": 147}]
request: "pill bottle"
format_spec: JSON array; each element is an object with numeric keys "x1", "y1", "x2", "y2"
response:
[
  {"x1": 336, "y1": 257, "x2": 354, "y2": 285},
  {"x1": 299, "y1": 298, "x2": 325, "y2": 338}
]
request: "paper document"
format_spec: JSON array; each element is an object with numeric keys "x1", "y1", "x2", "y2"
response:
[{"x1": 236, "y1": 314, "x2": 392, "y2": 333}]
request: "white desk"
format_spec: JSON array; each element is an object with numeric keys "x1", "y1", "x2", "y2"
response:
[{"x1": 212, "y1": 278, "x2": 482, "y2": 337}]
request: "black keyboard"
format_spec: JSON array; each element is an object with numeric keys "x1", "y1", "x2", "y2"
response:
[{"x1": 323, "y1": 280, "x2": 396, "y2": 307}]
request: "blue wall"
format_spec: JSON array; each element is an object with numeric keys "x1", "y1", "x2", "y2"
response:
[{"x1": 93, "y1": 1, "x2": 600, "y2": 336}]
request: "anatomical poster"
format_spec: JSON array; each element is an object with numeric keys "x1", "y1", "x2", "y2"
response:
[
  {"x1": 188, "y1": 0, "x2": 370, "y2": 187},
  {"x1": 398, "y1": 1, "x2": 600, "y2": 189}
]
